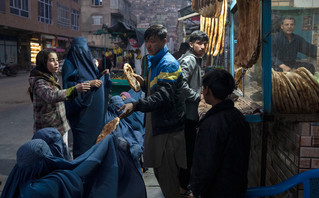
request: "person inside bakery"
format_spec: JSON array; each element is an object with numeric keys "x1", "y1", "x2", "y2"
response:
[
  {"x1": 118, "y1": 24, "x2": 187, "y2": 198},
  {"x1": 272, "y1": 15, "x2": 317, "y2": 74},
  {"x1": 62, "y1": 37, "x2": 110, "y2": 158},
  {"x1": 189, "y1": 69, "x2": 251, "y2": 198}
]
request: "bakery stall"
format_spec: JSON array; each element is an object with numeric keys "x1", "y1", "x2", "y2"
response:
[{"x1": 192, "y1": 0, "x2": 319, "y2": 196}]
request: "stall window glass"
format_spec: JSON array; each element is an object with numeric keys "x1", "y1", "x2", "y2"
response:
[
  {"x1": 271, "y1": 1, "x2": 319, "y2": 114},
  {"x1": 38, "y1": 0, "x2": 52, "y2": 24},
  {"x1": 10, "y1": 0, "x2": 29, "y2": 18},
  {"x1": 233, "y1": 6, "x2": 263, "y2": 110}
]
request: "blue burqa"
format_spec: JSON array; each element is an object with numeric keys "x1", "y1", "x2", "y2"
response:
[
  {"x1": 32, "y1": 127, "x2": 72, "y2": 160},
  {"x1": 105, "y1": 95, "x2": 145, "y2": 174},
  {"x1": 1, "y1": 134, "x2": 146, "y2": 198},
  {"x1": 62, "y1": 36, "x2": 111, "y2": 158}
]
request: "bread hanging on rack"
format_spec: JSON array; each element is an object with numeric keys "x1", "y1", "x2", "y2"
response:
[{"x1": 234, "y1": 0, "x2": 261, "y2": 68}]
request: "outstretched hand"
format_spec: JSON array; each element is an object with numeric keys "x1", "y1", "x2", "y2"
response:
[
  {"x1": 75, "y1": 83, "x2": 91, "y2": 92},
  {"x1": 118, "y1": 103, "x2": 134, "y2": 119}
]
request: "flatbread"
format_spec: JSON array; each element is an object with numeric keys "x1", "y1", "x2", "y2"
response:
[
  {"x1": 296, "y1": 67, "x2": 319, "y2": 94},
  {"x1": 289, "y1": 72, "x2": 311, "y2": 113},
  {"x1": 277, "y1": 72, "x2": 291, "y2": 113},
  {"x1": 283, "y1": 72, "x2": 301, "y2": 113},
  {"x1": 96, "y1": 117, "x2": 120, "y2": 143},
  {"x1": 123, "y1": 63, "x2": 141, "y2": 92}
]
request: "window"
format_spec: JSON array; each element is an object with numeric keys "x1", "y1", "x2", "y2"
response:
[
  {"x1": 92, "y1": 15, "x2": 103, "y2": 25},
  {"x1": 0, "y1": 0, "x2": 5, "y2": 12},
  {"x1": 57, "y1": 4, "x2": 70, "y2": 28},
  {"x1": 72, "y1": 10, "x2": 79, "y2": 31},
  {"x1": 10, "y1": 0, "x2": 29, "y2": 17},
  {"x1": 38, "y1": 0, "x2": 52, "y2": 24},
  {"x1": 92, "y1": 0, "x2": 102, "y2": 6}
]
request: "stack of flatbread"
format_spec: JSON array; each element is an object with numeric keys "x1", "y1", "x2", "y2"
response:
[{"x1": 272, "y1": 67, "x2": 319, "y2": 113}]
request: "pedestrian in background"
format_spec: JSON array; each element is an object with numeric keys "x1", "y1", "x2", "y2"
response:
[
  {"x1": 28, "y1": 49, "x2": 90, "y2": 145},
  {"x1": 178, "y1": 30, "x2": 208, "y2": 196},
  {"x1": 62, "y1": 37, "x2": 110, "y2": 158},
  {"x1": 173, "y1": 42, "x2": 190, "y2": 60},
  {"x1": 118, "y1": 24, "x2": 186, "y2": 198},
  {"x1": 190, "y1": 69, "x2": 251, "y2": 198}
]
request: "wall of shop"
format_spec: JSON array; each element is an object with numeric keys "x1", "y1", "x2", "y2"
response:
[
  {"x1": 0, "y1": 0, "x2": 80, "y2": 39},
  {"x1": 248, "y1": 118, "x2": 319, "y2": 197}
]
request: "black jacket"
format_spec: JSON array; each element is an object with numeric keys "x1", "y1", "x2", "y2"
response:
[{"x1": 190, "y1": 99, "x2": 251, "y2": 198}]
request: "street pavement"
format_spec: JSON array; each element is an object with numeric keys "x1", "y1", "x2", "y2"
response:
[{"x1": 0, "y1": 71, "x2": 164, "y2": 197}]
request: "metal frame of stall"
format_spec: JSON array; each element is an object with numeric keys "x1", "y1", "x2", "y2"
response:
[{"x1": 230, "y1": 0, "x2": 272, "y2": 186}]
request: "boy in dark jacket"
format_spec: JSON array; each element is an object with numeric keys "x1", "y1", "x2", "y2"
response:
[{"x1": 190, "y1": 69, "x2": 251, "y2": 198}]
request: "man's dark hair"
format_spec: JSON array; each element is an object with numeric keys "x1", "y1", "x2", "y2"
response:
[
  {"x1": 144, "y1": 24, "x2": 167, "y2": 41},
  {"x1": 202, "y1": 69, "x2": 235, "y2": 100},
  {"x1": 179, "y1": 42, "x2": 190, "y2": 52},
  {"x1": 189, "y1": 30, "x2": 209, "y2": 43},
  {"x1": 281, "y1": 16, "x2": 295, "y2": 24}
]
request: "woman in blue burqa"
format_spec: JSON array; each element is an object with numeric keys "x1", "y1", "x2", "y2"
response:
[
  {"x1": 1, "y1": 132, "x2": 146, "y2": 198},
  {"x1": 62, "y1": 37, "x2": 112, "y2": 158},
  {"x1": 106, "y1": 94, "x2": 145, "y2": 173},
  {"x1": 32, "y1": 127, "x2": 72, "y2": 161}
]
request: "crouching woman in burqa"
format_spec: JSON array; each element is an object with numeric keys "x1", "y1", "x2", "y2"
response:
[{"x1": 0, "y1": 131, "x2": 146, "y2": 198}]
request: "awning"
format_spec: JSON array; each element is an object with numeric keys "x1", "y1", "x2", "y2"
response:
[
  {"x1": 178, "y1": 12, "x2": 200, "y2": 21},
  {"x1": 41, "y1": 34, "x2": 56, "y2": 40},
  {"x1": 107, "y1": 22, "x2": 145, "y2": 47},
  {"x1": 57, "y1": 36, "x2": 69, "y2": 41}
]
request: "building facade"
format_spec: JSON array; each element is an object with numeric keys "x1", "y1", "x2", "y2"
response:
[
  {"x1": 0, "y1": 0, "x2": 81, "y2": 67},
  {"x1": 80, "y1": 0, "x2": 137, "y2": 59}
]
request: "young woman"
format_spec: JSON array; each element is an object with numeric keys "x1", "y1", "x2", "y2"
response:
[{"x1": 28, "y1": 49, "x2": 90, "y2": 145}]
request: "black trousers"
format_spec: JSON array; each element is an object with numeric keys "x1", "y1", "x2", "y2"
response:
[{"x1": 179, "y1": 119, "x2": 198, "y2": 190}]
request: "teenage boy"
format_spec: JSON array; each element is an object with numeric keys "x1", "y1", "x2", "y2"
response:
[
  {"x1": 190, "y1": 69, "x2": 251, "y2": 198},
  {"x1": 178, "y1": 30, "x2": 208, "y2": 196},
  {"x1": 119, "y1": 24, "x2": 186, "y2": 198}
]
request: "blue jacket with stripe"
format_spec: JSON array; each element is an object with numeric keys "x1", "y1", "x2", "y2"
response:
[{"x1": 133, "y1": 46, "x2": 185, "y2": 136}]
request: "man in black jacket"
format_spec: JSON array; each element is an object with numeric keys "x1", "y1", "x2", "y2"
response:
[
  {"x1": 272, "y1": 16, "x2": 317, "y2": 74},
  {"x1": 190, "y1": 69, "x2": 251, "y2": 198}
]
